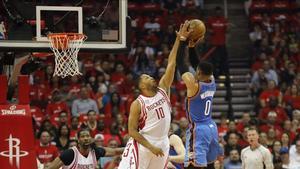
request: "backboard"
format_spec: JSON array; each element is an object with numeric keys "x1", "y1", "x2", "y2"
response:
[{"x1": 0, "y1": 0, "x2": 129, "y2": 52}]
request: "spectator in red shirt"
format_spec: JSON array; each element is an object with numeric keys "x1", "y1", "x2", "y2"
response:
[
  {"x1": 259, "y1": 111, "x2": 283, "y2": 136},
  {"x1": 46, "y1": 90, "x2": 70, "y2": 118},
  {"x1": 283, "y1": 84, "x2": 300, "y2": 112},
  {"x1": 207, "y1": 6, "x2": 229, "y2": 76},
  {"x1": 259, "y1": 97, "x2": 288, "y2": 125},
  {"x1": 259, "y1": 80, "x2": 282, "y2": 108},
  {"x1": 69, "y1": 116, "x2": 80, "y2": 140},
  {"x1": 236, "y1": 112, "x2": 251, "y2": 133},
  {"x1": 282, "y1": 120, "x2": 296, "y2": 143},
  {"x1": 35, "y1": 130, "x2": 59, "y2": 164},
  {"x1": 81, "y1": 110, "x2": 100, "y2": 138}
]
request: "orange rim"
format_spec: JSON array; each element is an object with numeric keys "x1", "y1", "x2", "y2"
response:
[{"x1": 47, "y1": 33, "x2": 87, "y2": 50}]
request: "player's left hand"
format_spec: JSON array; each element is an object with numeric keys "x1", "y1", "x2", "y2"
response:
[
  {"x1": 149, "y1": 145, "x2": 164, "y2": 157},
  {"x1": 176, "y1": 20, "x2": 192, "y2": 41}
]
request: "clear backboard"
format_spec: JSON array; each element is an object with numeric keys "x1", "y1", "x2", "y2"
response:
[{"x1": 0, "y1": 0, "x2": 129, "y2": 52}]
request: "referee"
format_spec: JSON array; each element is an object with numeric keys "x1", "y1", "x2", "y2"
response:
[{"x1": 241, "y1": 127, "x2": 274, "y2": 169}]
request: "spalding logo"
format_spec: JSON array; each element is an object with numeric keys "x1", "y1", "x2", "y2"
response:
[{"x1": 1, "y1": 105, "x2": 26, "y2": 115}]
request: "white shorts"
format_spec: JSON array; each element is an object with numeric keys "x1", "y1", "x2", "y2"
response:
[{"x1": 118, "y1": 137, "x2": 169, "y2": 169}]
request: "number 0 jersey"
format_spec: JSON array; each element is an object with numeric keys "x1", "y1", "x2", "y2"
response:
[
  {"x1": 186, "y1": 79, "x2": 216, "y2": 123},
  {"x1": 136, "y1": 87, "x2": 172, "y2": 139}
]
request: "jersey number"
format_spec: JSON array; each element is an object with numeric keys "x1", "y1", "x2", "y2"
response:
[
  {"x1": 123, "y1": 143, "x2": 132, "y2": 157},
  {"x1": 155, "y1": 107, "x2": 165, "y2": 119},
  {"x1": 204, "y1": 100, "x2": 211, "y2": 116}
]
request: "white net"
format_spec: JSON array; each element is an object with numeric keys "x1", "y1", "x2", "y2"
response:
[{"x1": 48, "y1": 33, "x2": 87, "y2": 78}]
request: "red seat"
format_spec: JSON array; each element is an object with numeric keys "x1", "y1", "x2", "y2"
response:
[
  {"x1": 142, "y1": 3, "x2": 161, "y2": 12},
  {"x1": 128, "y1": 2, "x2": 139, "y2": 11},
  {"x1": 250, "y1": 0, "x2": 270, "y2": 12},
  {"x1": 250, "y1": 13, "x2": 263, "y2": 23},
  {"x1": 271, "y1": 0, "x2": 290, "y2": 11}
]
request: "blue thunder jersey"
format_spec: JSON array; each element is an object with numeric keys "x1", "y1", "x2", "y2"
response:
[{"x1": 186, "y1": 79, "x2": 216, "y2": 123}]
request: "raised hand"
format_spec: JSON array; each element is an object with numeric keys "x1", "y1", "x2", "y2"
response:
[{"x1": 176, "y1": 20, "x2": 192, "y2": 41}]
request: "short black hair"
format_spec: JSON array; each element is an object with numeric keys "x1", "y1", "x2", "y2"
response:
[
  {"x1": 77, "y1": 128, "x2": 90, "y2": 138},
  {"x1": 197, "y1": 62, "x2": 213, "y2": 76},
  {"x1": 248, "y1": 127, "x2": 259, "y2": 133},
  {"x1": 87, "y1": 110, "x2": 96, "y2": 115}
]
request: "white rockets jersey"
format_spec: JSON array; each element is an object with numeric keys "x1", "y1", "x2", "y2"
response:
[
  {"x1": 63, "y1": 146, "x2": 97, "y2": 169},
  {"x1": 136, "y1": 87, "x2": 171, "y2": 139}
]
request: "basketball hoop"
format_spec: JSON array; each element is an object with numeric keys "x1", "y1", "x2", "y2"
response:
[{"x1": 47, "y1": 33, "x2": 87, "y2": 78}]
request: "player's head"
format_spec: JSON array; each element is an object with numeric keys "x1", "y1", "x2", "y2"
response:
[
  {"x1": 138, "y1": 74, "x2": 157, "y2": 92},
  {"x1": 247, "y1": 127, "x2": 259, "y2": 146},
  {"x1": 77, "y1": 128, "x2": 92, "y2": 148},
  {"x1": 196, "y1": 62, "x2": 213, "y2": 80}
]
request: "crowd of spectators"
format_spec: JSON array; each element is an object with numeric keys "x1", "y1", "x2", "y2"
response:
[{"x1": 228, "y1": 0, "x2": 300, "y2": 168}]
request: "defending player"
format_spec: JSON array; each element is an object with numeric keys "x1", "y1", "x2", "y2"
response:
[
  {"x1": 117, "y1": 21, "x2": 191, "y2": 169},
  {"x1": 176, "y1": 22, "x2": 223, "y2": 169},
  {"x1": 46, "y1": 129, "x2": 124, "y2": 169}
]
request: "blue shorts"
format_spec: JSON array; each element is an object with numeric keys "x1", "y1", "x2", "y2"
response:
[{"x1": 184, "y1": 121, "x2": 223, "y2": 167}]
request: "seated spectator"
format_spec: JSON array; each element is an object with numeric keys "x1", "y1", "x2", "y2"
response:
[
  {"x1": 283, "y1": 84, "x2": 300, "y2": 112},
  {"x1": 281, "y1": 132, "x2": 291, "y2": 149},
  {"x1": 54, "y1": 124, "x2": 70, "y2": 152},
  {"x1": 95, "y1": 134, "x2": 105, "y2": 147},
  {"x1": 236, "y1": 112, "x2": 251, "y2": 133},
  {"x1": 218, "y1": 116, "x2": 228, "y2": 137},
  {"x1": 39, "y1": 120, "x2": 57, "y2": 140},
  {"x1": 223, "y1": 149, "x2": 242, "y2": 169},
  {"x1": 282, "y1": 120, "x2": 296, "y2": 143},
  {"x1": 259, "y1": 80, "x2": 282, "y2": 108},
  {"x1": 266, "y1": 128, "x2": 276, "y2": 148},
  {"x1": 289, "y1": 139, "x2": 300, "y2": 166},
  {"x1": 69, "y1": 116, "x2": 80, "y2": 140},
  {"x1": 46, "y1": 90, "x2": 71, "y2": 118},
  {"x1": 81, "y1": 110, "x2": 100, "y2": 138},
  {"x1": 259, "y1": 132, "x2": 269, "y2": 148},
  {"x1": 251, "y1": 60, "x2": 278, "y2": 88},
  {"x1": 104, "y1": 92, "x2": 126, "y2": 118},
  {"x1": 224, "y1": 132, "x2": 242, "y2": 156},
  {"x1": 249, "y1": 24, "x2": 263, "y2": 45},
  {"x1": 238, "y1": 127, "x2": 249, "y2": 148},
  {"x1": 259, "y1": 111, "x2": 283, "y2": 137},
  {"x1": 144, "y1": 14, "x2": 161, "y2": 32},
  {"x1": 72, "y1": 87, "x2": 99, "y2": 116},
  {"x1": 51, "y1": 111, "x2": 70, "y2": 128},
  {"x1": 272, "y1": 140, "x2": 282, "y2": 169},
  {"x1": 259, "y1": 97, "x2": 288, "y2": 125},
  {"x1": 35, "y1": 130, "x2": 59, "y2": 165}
]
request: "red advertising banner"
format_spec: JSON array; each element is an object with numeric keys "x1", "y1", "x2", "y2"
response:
[{"x1": 0, "y1": 104, "x2": 37, "y2": 169}]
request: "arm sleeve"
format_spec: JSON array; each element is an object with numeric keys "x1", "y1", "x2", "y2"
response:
[
  {"x1": 95, "y1": 147, "x2": 106, "y2": 160},
  {"x1": 71, "y1": 100, "x2": 78, "y2": 116},
  {"x1": 176, "y1": 41, "x2": 189, "y2": 75},
  {"x1": 59, "y1": 149, "x2": 74, "y2": 166},
  {"x1": 189, "y1": 47, "x2": 198, "y2": 70}
]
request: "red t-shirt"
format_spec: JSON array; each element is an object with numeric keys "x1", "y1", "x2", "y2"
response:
[
  {"x1": 31, "y1": 106, "x2": 45, "y2": 128},
  {"x1": 46, "y1": 101, "x2": 70, "y2": 117},
  {"x1": 35, "y1": 144, "x2": 59, "y2": 164},
  {"x1": 207, "y1": 16, "x2": 228, "y2": 45},
  {"x1": 283, "y1": 95, "x2": 300, "y2": 109},
  {"x1": 259, "y1": 106, "x2": 288, "y2": 125},
  {"x1": 259, "y1": 89, "x2": 281, "y2": 104}
]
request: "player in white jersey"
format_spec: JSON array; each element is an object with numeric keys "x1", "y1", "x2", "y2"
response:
[
  {"x1": 118, "y1": 21, "x2": 191, "y2": 169},
  {"x1": 46, "y1": 129, "x2": 124, "y2": 169}
]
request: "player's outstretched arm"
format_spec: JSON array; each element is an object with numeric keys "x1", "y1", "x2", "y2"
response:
[
  {"x1": 45, "y1": 157, "x2": 64, "y2": 169},
  {"x1": 103, "y1": 147, "x2": 124, "y2": 157},
  {"x1": 128, "y1": 100, "x2": 164, "y2": 157},
  {"x1": 159, "y1": 21, "x2": 190, "y2": 94},
  {"x1": 169, "y1": 134, "x2": 185, "y2": 163}
]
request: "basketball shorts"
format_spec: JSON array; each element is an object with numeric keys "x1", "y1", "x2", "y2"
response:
[
  {"x1": 118, "y1": 136, "x2": 169, "y2": 169},
  {"x1": 184, "y1": 121, "x2": 223, "y2": 167}
]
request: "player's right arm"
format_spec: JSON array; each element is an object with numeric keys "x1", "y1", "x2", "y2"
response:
[
  {"x1": 176, "y1": 45, "x2": 199, "y2": 97},
  {"x1": 128, "y1": 100, "x2": 164, "y2": 157}
]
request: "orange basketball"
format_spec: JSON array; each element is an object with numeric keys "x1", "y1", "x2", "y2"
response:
[{"x1": 188, "y1": 19, "x2": 206, "y2": 42}]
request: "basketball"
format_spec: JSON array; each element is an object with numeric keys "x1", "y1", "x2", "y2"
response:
[{"x1": 188, "y1": 19, "x2": 206, "y2": 42}]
